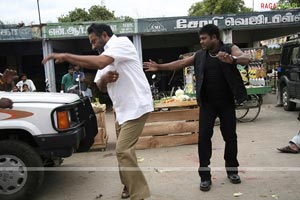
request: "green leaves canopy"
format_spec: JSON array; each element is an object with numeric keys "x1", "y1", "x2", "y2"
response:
[
  {"x1": 58, "y1": 8, "x2": 91, "y2": 22},
  {"x1": 58, "y1": 5, "x2": 133, "y2": 22},
  {"x1": 188, "y1": 0, "x2": 252, "y2": 16}
]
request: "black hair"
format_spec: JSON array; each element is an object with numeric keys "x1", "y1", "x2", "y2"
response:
[
  {"x1": 199, "y1": 24, "x2": 220, "y2": 40},
  {"x1": 20, "y1": 73, "x2": 27, "y2": 78},
  {"x1": 68, "y1": 64, "x2": 74, "y2": 69},
  {"x1": 87, "y1": 23, "x2": 114, "y2": 38}
]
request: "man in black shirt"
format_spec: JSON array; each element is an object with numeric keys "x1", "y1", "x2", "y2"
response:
[{"x1": 144, "y1": 24, "x2": 251, "y2": 192}]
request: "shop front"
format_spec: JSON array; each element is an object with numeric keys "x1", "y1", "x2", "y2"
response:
[{"x1": 0, "y1": 9, "x2": 300, "y2": 94}]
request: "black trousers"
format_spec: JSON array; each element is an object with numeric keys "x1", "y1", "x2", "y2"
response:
[{"x1": 198, "y1": 101, "x2": 239, "y2": 181}]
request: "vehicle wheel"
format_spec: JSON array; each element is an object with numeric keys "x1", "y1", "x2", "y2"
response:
[
  {"x1": 282, "y1": 86, "x2": 296, "y2": 111},
  {"x1": 0, "y1": 140, "x2": 44, "y2": 200}
]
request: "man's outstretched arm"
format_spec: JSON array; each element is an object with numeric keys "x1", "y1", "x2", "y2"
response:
[
  {"x1": 143, "y1": 55, "x2": 195, "y2": 72},
  {"x1": 42, "y1": 53, "x2": 114, "y2": 70}
]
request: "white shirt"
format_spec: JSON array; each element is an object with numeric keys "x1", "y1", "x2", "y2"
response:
[
  {"x1": 16, "y1": 79, "x2": 36, "y2": 92},
  {"x1": 94, "y1": 35, "x2": 153, "y2": 124}
]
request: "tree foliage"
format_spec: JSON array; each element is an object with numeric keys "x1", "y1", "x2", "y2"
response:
[
  {"x1": 188, "y1": 0, "x2": 252, "y2": 16},
  {"x1": 88, "y1": 5, "x2": 116, "y2": 21},
  {"x1": 58, "y1": 8, "x2": 91, "y2": 22},
  {"x1": 58, "y1": 5, "x2": 133, "y2": 23}
]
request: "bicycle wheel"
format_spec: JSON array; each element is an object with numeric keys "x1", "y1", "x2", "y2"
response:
[
  {"x1": 236, "y1": 108, "x2": 249, "y2": 120},
  {"x1": 236, "y1": 94, "x2": 261, "y2": 122}
]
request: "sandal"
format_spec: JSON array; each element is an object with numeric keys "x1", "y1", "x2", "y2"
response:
[
  {"x1": 121, "y1": 186, "x2": 130, "y2": 199},
  {"x1": 277, "y1": 146, "x2": 299, "y2": 153}
]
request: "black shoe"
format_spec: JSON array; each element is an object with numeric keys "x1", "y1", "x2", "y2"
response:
[
  {"x1": 200, "y1": 180, "x2": 212, "y2": 191},
  {"x1": 227, "y1": 174, "x2": 241, "y2": 184}
]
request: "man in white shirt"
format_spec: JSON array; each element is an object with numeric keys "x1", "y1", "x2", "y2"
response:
[
  {"x1": 42, "y1": 23, "x2": 153, "y2": 200},
  {"x1": 16, "y1": 73, "x2": 36, "y2": 92}
]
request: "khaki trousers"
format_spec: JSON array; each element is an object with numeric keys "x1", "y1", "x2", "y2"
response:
[{"x1": 116, "y1": 113, "x2": 150, "y2": 200}]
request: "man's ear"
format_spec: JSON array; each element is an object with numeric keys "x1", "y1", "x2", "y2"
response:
[
  {"x1": 211, "y1": 34, "x2": 217, "y2": 40},
  {"x1": 102, "y1": 31, "x2": 109, "y2": 38},
  {"x1": 101, "y1": 31, "x2": 110, "y2": 42}
]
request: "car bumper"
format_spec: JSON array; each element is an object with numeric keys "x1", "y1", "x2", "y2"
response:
[{"x1": 34, "y1": 127, "x2": 85, "y2": 158}]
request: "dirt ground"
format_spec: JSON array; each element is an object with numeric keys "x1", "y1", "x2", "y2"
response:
[{"x1": 32, "y1": 94, "x2": 300, "y2": 200}]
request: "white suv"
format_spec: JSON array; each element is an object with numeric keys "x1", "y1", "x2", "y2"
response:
[{"x1": 0, "y1": 92, "x2": 97, "y2": 200}]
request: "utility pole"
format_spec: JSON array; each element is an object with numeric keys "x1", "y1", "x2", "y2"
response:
[{"x1": 37, "y1": 0, "x2": 42, "y2": 25}]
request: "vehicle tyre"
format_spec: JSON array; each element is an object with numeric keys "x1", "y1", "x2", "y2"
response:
[
  {"x1": 282, "y1": 86, "x2": 296, "y2": 111},
  {"x1": 0, "y1": 140, "x2": 44, "y2": 200}
]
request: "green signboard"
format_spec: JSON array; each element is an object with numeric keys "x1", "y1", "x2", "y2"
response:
[
  {"x1": 138, "y1": 9, "x2": 300, "y2": 33},
  {"x1": 0, "y1": 27, "x2": 32, "y2": 40},
  {"x1": 1, "y1": 9, "x2": 299, "y2": 41},
  {"x1": 44, "y1": 21, "x2": 135, "y2": 38}
]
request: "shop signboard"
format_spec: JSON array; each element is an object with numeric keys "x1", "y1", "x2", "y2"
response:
[
  {"x1": 44, "y1": 21, "x2": 135, "y2": 38},
  {"x1": 138, "y1": 9, "x2": 300, "y2": 33},
  {"x1": 0, "y1": 27, "x2": 32, "y2": 40}
]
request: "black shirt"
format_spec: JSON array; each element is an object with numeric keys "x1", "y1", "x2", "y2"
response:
[{"x1": 200, "y1": 53, "x2": 234, "y2": 103}]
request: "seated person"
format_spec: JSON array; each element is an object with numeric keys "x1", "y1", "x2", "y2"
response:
[
  {"x1": 22, "y1": 84, "x2": 30, "y2": 92},
  {"x1": 81, "y1": 84, "x2": 93, "y2": 100},
  {"x1": 277, "y1": 132, "x2": 300, "y2": 153},
  {"x1": 277, "y1": 112, "x2": 300, "y2": 153},
  {"x1": 16, "y1": 73, "x2": 36, "y2": 92},
  {"x1": 12, "y1": 86, "x2": 20, "y2": 92}
]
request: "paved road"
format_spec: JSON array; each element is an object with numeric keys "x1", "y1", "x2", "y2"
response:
[{"x1": 32, "y1": 98, "x2": 300, "y2": 200}]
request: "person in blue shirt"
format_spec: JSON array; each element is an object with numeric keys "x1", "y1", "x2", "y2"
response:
[{"x1": 73, "y1": 65, "x2": 87, "y2": 92}]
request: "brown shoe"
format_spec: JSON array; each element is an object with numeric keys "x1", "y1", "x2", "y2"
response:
[{"x1": 121, "y1": 186, "x2": 130, "y2": 199}]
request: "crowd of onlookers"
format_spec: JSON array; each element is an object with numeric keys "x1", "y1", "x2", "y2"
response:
[
  {"x1": 0, "y1": 65, "x2": 95, "y2": 112},
  {"x1": 0, "y1": 66, "x2": 92, "y2": 99},
  {"x1": 0, "y1": 69, "x2": 36, "y2": 92}
]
